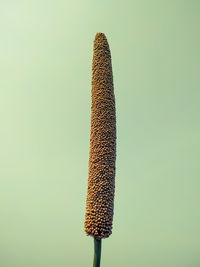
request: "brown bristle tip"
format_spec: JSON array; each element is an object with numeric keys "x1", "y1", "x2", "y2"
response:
[
  {"x1": 95, "y1": 32, "x2": 106, "y2": 39},
  {"x1": 94, "y1": 32, "x2": 108, "y2": 45}
]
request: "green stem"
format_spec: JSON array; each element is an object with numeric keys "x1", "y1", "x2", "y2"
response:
[{"x1": 93, "y1": 238, "x2": 102, "y2": 267}]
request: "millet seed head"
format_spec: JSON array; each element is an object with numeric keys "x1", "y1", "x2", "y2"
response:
[{"x1": 84, "y1": 33, "x2": 116, "y2": 240}]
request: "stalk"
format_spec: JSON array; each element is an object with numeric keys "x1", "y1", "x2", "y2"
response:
[{"x1": 93, "y1": 238, "x2": 102, "y2": 267}]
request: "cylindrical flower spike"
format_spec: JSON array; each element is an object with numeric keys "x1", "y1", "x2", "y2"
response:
[{"x1": 85, "y1": 32, "x2": 116, "y2": 240}]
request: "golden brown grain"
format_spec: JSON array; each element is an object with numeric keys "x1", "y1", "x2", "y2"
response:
[{"x1": 84, "y1": 33, "x2": 116, "y2": 240}]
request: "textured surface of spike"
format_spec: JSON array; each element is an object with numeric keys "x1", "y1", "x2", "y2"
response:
[{"x1": 84, "y1": 33, "x2": 116, "y2": 240}]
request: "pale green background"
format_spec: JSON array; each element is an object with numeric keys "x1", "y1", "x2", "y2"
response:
[{"x1": 0, "y1": 0, "x2": 199, "y2": 266}]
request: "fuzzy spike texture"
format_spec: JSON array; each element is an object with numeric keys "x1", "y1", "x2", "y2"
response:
[{"x1": 84, "y1": 33, "x2": 116, "y2": 240}]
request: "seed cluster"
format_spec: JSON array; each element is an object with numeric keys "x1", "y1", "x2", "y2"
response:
[{"x1": 84, "y1": 33, "x2": 116, "y2": 240}]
